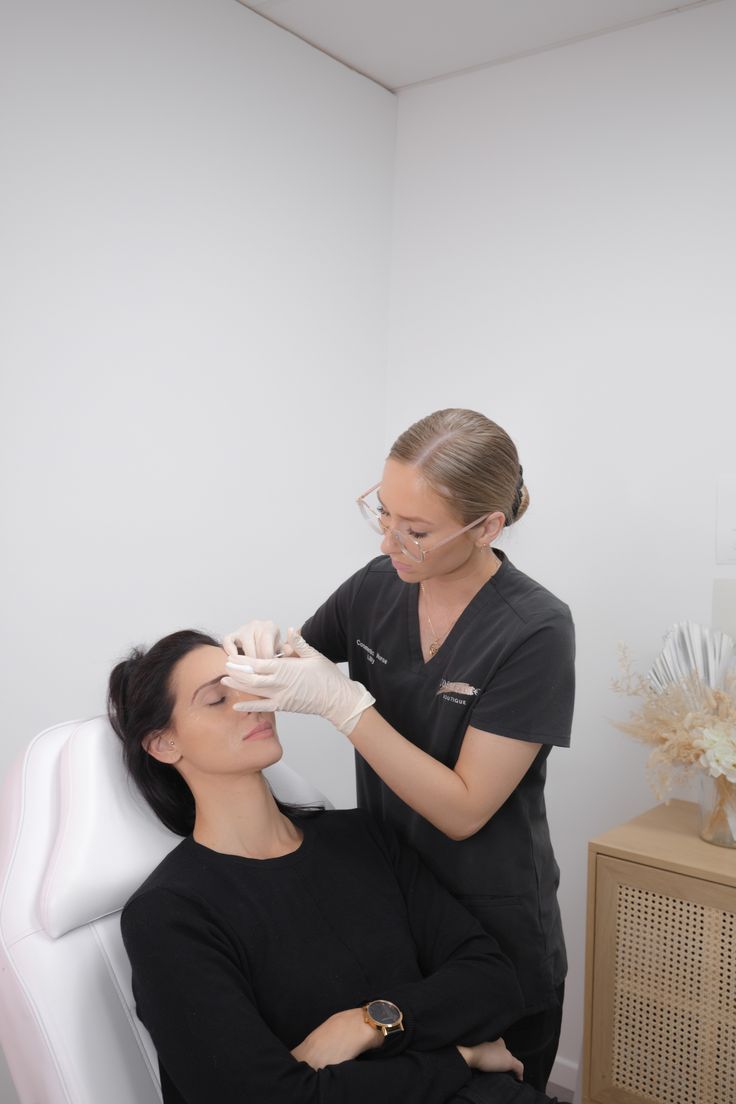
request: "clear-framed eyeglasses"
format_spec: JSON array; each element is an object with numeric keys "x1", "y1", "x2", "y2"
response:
[{"x1": 356, "y1": 482, "x2": 489, "y2": 563}]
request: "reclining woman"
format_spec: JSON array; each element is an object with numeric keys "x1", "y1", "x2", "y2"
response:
[{"x1": 109, "y1": 629, "x2": 559, "y2": 1104}]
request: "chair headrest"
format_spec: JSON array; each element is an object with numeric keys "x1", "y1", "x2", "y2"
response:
[
  {"x1": 38, "y1": 717, "x2": 331, "y2": 939},
  {"x1": 40, "y1": 717, "x2": 180, "y2": 939}
]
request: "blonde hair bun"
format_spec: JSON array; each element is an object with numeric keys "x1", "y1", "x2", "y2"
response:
[{"x1": 389, "y1": 408, "x2": 528, "y2": 528}]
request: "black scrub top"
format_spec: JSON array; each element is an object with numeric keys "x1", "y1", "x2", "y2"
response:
[{"x1": 302, "y1": 551, "x2": 575, "y2": 1015}]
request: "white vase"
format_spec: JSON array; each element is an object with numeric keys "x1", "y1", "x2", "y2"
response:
[{"x1": 698, "y1": 772, "x2": 736, "y2": 848}]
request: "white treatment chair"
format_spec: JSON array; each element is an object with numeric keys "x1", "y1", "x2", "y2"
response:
[{"x1": 0, "y1": 716, "x2": 332, "y2": 1104}]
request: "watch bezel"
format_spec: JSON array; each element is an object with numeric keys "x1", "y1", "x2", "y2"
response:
[{"x1": 363, "y1": 999, "x2": 404, "y2": 1035}]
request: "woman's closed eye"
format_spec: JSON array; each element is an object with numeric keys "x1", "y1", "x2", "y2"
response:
[
  {"x1": 207, "y1": 696, "x2": 227, "y2": 707},
  {"x1": 408, "y1": 529, "x2": 428, "y2": 540}
]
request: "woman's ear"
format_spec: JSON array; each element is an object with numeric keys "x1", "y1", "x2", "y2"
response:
[
  {"x1": 143, "y1": 730, "x2": 181, "y2": 765},
  {"x1": 475, "y1": 511, "x2": 505, "y2": 547}
]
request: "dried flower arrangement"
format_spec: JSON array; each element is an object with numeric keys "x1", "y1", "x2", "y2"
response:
[{"x1": 613, "y1": 621, "x2": 736, "y2": 845}]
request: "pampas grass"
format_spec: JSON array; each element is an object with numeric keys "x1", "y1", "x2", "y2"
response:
[{"x1": 613, "y1": 643, "x2": 736, "y2": 800}]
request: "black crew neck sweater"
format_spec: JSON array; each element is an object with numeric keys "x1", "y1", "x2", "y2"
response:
[{"x1": 121, "y1": 808, "x2": 527, "y2": 1104}]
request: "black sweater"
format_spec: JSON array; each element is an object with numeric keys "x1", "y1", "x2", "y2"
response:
[{"x1": 121, "y1": 809, "x2": 526, "y2": 1104}]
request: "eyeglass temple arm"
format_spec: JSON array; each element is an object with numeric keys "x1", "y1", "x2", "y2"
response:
[{"x1": 357, "y1": 481, "x2": 382, "y2": 503}]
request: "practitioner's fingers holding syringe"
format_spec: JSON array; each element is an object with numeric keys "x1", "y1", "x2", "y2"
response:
[
  {"x1": 223, "y1": 619, "x2": 286, "y2": 659},
  {"x1": 222, "y1": 630, "x2": 374, "y2": 733}
]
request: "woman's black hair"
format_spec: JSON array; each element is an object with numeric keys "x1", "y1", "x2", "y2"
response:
[{"x1": 108, "y1": 629, "x2": 322, "y2": 836}]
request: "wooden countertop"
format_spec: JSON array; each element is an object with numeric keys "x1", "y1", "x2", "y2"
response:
[{"x1": 589, "y1": 799, "x2": 736, "y2": 888}]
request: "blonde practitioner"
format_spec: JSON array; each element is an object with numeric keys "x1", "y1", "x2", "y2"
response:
[{"x1": 224, "y1": 408, "x2": 575, "y2": 1093}]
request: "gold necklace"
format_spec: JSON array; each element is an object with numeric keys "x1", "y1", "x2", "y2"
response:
[{"x1": 420, "y1": 582, "x2": 458, "y2": 658}]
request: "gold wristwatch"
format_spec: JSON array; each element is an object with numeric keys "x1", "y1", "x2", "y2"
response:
[{"x1": 362, "y1": 999, "x2": 404, "y2": 1037}]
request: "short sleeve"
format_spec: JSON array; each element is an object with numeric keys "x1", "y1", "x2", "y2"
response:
[
  {"x1": 301, "y1": 562, "x2": 374, "y2": 663},
  {"x1": 469, "y1": 614, "x2": 575, "y2": 746}
]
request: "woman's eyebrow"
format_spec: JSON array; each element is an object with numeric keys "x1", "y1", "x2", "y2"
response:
[
  {"x1": 191, "y1": 676, "x2": 224, "y2": 703},
  {"x1": 376, "y1": 491, "x2": 434, "y2": 526}
]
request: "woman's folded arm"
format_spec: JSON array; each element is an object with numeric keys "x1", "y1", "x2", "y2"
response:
[
  {"x1": 363, "y1": 817, "x2": 525, "y2": 1052},
  {"x1": 121, "y1": 888, "x2": 472, "y2": 1104}
]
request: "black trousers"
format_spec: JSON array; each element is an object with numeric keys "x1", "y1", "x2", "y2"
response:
[
  {"x1": 501, "y1": 983, "x2": 565, "y2": 1093},
  {"x1": 453, "y1": 1071, "x2": 558, "y2": 1104}
]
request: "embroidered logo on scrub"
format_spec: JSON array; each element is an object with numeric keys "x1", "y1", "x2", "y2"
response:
[
  {"x1": 356, "y1": 639, "x2": 388, "y2": 666},
  {"x1": 436, "y1": 679, "x2": 481, "y2": 705}
]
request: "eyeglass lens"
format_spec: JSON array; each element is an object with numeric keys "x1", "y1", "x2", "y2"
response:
[{"x1": 358, "y1": 498, "x2": 424, "y2": 561}]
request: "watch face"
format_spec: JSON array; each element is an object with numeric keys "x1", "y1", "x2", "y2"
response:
[{"x1": 367, "y1": 1000, "x2": 401, "y2": 1027}]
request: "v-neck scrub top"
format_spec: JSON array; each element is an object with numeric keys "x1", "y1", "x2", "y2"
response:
[{"x1": 301, "y1": 551, "x2": 575, "y2": 1015}]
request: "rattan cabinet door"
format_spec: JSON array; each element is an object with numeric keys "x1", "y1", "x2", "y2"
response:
[{"x1": 589, "y1": 855, "x2": 736, "y2": 1104}]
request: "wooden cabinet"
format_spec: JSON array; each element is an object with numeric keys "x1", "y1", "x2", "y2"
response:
[{"x1": 582, "y1": 800, "x2": 736, "y2": 1104}]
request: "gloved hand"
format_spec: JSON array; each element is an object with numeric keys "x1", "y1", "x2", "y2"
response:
[
  {"x1": 222, "y1": 629, "x2": 375, "y2": 737},
  {"x1": 223, "y1": 620, "x2": 287, "y2": 659}
]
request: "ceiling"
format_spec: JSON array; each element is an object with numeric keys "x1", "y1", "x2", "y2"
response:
[{"x1": 237, "y1": 0, "x2": 718, "y2": 91}]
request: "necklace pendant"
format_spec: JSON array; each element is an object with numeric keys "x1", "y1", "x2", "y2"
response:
[{"x1": 428, "y1": 640, "x2": 440, "y2": 658}]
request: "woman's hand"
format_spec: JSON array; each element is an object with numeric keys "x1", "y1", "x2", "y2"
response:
[
  {"x1": 457, "y1": 1038, "x2": 523, "y2": 1081},
  {"x1": 222, "y1": 629, "x2": 375, "y2": 736},
  {"x1": 291, "y1": 1008, "x2": 383, "y2": 1070}
]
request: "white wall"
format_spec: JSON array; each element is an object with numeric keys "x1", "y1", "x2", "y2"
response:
[
  {"x1": 0, "y1": 0, "x2": 396, "y2": 790},
  {"x1": 0, "y1": 2, "x2": 395, "y2": 1098},
  {"x1": 387, "y1": 0, "x2": 736, "y2": 1089}
]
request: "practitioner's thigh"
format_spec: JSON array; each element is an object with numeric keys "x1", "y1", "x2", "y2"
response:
[{"x1": 502, "y1": 983, "x2": 565, "y2": 1092}]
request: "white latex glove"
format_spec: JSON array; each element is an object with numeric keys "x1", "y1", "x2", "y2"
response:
[
  {"x1": 222, "y1": 620, "x2": 286, "y2": 659},
  {"x1": 222, "y1": 629, "x2": 375, "y2": 737}
]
